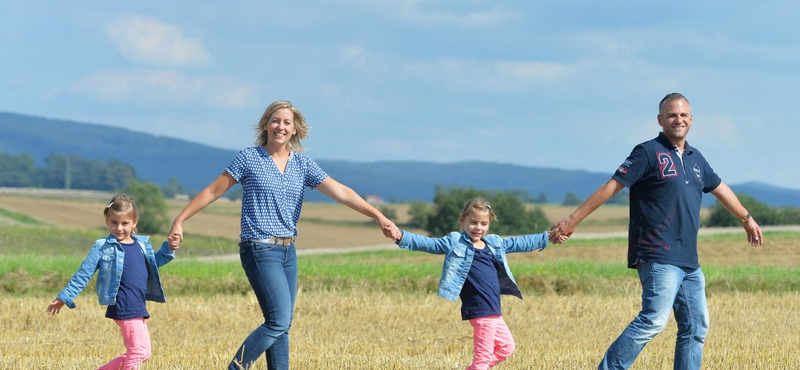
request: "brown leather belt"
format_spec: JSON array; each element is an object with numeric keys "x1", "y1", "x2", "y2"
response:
[{"x1": 252, "y1": 236, "x2": 296, "y2": 246}]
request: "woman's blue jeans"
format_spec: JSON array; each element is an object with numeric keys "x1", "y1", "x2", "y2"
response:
[
  {"x1": 598, "y1": 262, "x2": 709, "y2": 370},
  {"x1": 229, "y1": 241, "x2": 297, "y2": 370}
]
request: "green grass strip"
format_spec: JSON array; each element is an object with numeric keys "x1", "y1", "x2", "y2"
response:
[
  {"x1": 3, "y1": 252, "x2": 799, "y2": 297},
  {"x1": 4, "y1": 229, "x2": 799, "y2": 296},
  {"x1": 0, "y1": 207, "x2": 47, "y2": 225}
]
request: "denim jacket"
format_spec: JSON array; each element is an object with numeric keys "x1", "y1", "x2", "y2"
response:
[
  {"x1": 396, "y1": 230, "x2": 548, "y2": 302},
  {"x1": 56, "y1": 234, "x2": 175, "y2": 309}
]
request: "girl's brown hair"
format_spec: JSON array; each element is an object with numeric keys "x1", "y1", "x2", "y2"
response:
[{"x1": 459, "y1": 197, "x2": 498, "y2": 222}]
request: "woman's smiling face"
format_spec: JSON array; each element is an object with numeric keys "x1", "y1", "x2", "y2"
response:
[{"x1": 266, "y1": 107, "x2": 297, "y2": 148}]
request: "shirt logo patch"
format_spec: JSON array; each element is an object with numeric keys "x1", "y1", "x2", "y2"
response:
[
  {"x1": 616, "y1": 159, "x2": 632, "y2": 175},
  {"x1": 693, "y1": 164, "x2": 703, "y2": 183}
]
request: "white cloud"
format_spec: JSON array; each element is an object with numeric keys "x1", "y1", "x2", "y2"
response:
[
  {"x1": 71, "y1": 70, "x2": 257, "y2": 109},
  {"x1": 395, "y1": 0, "x2": 513, "y2": 27},
  {"x1": 341, "y1": 46, "x2": 370, "y2": 71},
  {"x1": 493, "y1": 61, "x2": 569, "y2": 83},
  {"x1": 106, "y1": 16, "x2": 213, "y2": 67},
  {"x1": 406, "y1": 58, "x2": 573, "y2": 92},
  {"x1": 199, "y1": 76, "x2": 260, "y2": 109}
]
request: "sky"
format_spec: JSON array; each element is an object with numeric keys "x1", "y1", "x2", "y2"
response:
[{"x1": 2, "y1": 1, "x2": 798, "y2": 190}]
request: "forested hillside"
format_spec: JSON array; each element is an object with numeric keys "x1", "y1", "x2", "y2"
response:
[{"x1": 2, "y1": 111, "x2": 800, "y2": 207}]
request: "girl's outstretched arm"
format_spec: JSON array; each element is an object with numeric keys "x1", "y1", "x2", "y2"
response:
[
  {"x1": 154, "y1": 241, "x2": 177, "y2": 268},
  {"x1": 396, "y1": 231, "x2": 456, "y2": 255},
  {"x1": 55, "y1": 243, "x2": 103, "y2": 309},
  {"x1": 502, "y1": 232, "x2": 550, "y2": 253}
]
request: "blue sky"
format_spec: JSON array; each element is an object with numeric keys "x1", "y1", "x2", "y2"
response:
[{"x1": 2, "y1": 1, "x2": 798, "y2": 190}]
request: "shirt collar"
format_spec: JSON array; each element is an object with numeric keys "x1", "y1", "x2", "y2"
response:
[{"x1": 656, "y1": 132, "x2": 694, "y2": 155}]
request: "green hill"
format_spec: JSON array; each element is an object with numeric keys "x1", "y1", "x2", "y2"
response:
[{"x1": 2, "y1": 111, "x2": 799, "y2": 207}]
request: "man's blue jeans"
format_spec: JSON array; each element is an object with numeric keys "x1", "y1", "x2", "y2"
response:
[
  {"x1": 229, "y1": 241, "x2": 297, "y2": 370},
  {"x1": 598, "y1": 262, "x2": 709, "y2": 370}
]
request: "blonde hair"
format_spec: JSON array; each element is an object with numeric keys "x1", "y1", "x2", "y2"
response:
[
  {"x1": 459, "y1": 197, "x2": 498, "y2": 222},
  {"x1": 255, "y1": 100, "x2": 309, "y2": 153},
  {"x1": 103, "y1": 194, "x2": 138, "y2": 234}
]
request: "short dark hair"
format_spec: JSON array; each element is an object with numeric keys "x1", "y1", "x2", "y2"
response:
[{"x1": 659, "y1": 93, "x2": 689, "y2": 114}]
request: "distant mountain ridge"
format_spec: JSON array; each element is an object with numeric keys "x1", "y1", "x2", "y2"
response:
[
  {"x1": 301, "y1": 160, "x2": 612, "y2": 204},
  {"x1": 2, "y1": 111, "x2": 799, "y2": 208}
]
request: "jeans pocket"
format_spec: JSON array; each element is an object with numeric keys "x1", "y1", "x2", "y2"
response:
[
  {"x1": 240, "y1": 241, "x2": 283, "y2": 270},
  {"x1": 251, "y1": 242, "x2": 280, "y2": 252},
  {"x1": 239, "y1": 241, "x2": 280, "y2": 254}
]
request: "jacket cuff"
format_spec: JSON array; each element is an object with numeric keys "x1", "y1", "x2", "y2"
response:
[
  {"x1": 159, "y1": 241, "x2": 176, "y2": 257},
  {"x1": 56, "y1": 293, "x2": 76, "y2": 309},
  {"x1": 541, "y1": 230, "x2": 548, "y2": 251}
]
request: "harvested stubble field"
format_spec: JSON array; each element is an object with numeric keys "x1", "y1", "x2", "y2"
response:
[
  {"x1": 4, "y1": 291, "x2": 800, "y2": 369},
  {"x1": 2, "y1": 191, "x2": 799, "y2": 369}
]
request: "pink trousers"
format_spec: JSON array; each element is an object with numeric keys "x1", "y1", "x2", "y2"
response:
[
  {"x1": 466, "y1": 315, "x2": 516, "y2": 370},
  {"x1": 97, "y1": 318, "x2": 152, "y2": 370}
]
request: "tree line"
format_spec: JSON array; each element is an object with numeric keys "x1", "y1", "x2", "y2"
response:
[
  {"x1": 0, "y1": 152, "x2": 135, "y2": 191},
  {"x1": 398, "y1": 186, "x2": 799, "y2": 238},
  {"x1": 3, "y1": 152, "x2": 797, "y2": 236},
  {"x1": 401, "y1": 185, "x2": 551, "y2": 235},
  {"x1": 705, "y1": 194, "x2": 800, "y2": 227},
  {"x1": 0, "y1": 152, "x2": 174, "y2": 235}
]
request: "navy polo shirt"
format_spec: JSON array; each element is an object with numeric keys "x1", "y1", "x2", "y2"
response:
[
  {"x1": 612, "y1": 133, "x2": 721, "y2": 269},
  {"x1": 459, "y1": 246, "x2": 502, "y2": 320}
]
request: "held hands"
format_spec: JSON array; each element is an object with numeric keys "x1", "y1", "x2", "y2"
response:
[
  {"x1": 381, "y1": 222, "x2": 402, "y2": 241},
  {"x1": 168, "y1": 221, "x2": 184, "y2": 251},
  {"x1": 550, "y1": 233, "x2": 569, "y2": 244},
  {"x1": 46, "y1": 299, "x2": 65, "y2": 315},
  {"x1": 168, "y1": 232, "x2": 182, "y2": 251},
  {"x1": 548, "y1": 217, "x2": 576, "y2": 244}
]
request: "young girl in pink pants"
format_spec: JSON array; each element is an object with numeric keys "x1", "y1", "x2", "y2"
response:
[
  {"x1": 46, "y1": 194, "x2": 179, "y2": 370},
  {"x1": 390, "y1": 198, "x2": 566, "y2": 369}
]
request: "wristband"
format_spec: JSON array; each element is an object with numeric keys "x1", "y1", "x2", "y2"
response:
[{"x1": 739, "y1": 212, "x2": 751, "y2": 223}]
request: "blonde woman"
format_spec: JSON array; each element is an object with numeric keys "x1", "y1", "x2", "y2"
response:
[{"x1": 169, "y1": 100, "x2": 398, "y2": 370}]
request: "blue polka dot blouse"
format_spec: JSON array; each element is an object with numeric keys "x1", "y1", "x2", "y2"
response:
[{"x1": 225, "y1": 146, "x2": 328, "y2": 242}]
